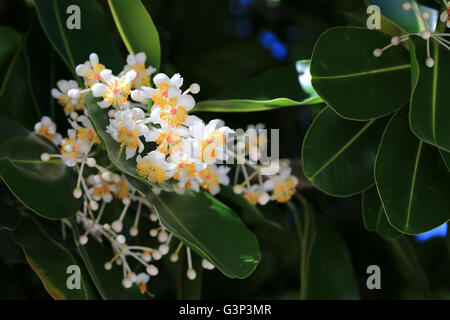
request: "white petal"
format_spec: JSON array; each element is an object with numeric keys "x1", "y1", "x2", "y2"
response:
[
  {"x1": 51, "y1": 88, "x2": 62, "y2": 99},
  {"x1": 89, "y1": 53, "x2": 99, "y2": 66},
  {"x1": 92, "y1": 83, "x2": 107, "y2": 97},
  {"x1": 124, "y1": 70, "x2": 137, "y2": 84},
  {"x1": 97, "y1": 100, "x2": 111, "y2": 109},
  {"x1": 135, "y1": 52, "x2": 147, "y2": 65},
  {"x1": 179, "y1": 94, "x2": 195, "y2": 111},
  {"x1": 170, "y1": 73, "x2": 183, "y2": 88},
  {"x1": 126, "y1": 53, "x2": 136, "y2": 66},
  {"x1": 153, "y1": 73, "x2": 170, "y2": 86},
  {"x1": 100, "y1": 69, "x2": 114, "y2": 84},
  {"x1": 126, "y1": 147, "x2": 137, "y2": 159},
  {"x1": 76, "y1": 63, "x2": 89, "y2": 77}
]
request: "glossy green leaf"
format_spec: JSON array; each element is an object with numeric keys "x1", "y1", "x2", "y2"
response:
[
  {"x1": 362, "y1": 186, "x2": 402, "y2": 239},
  {"x1": 302, "y1": 107, "x2": 388, "y2": 197},
  {"x1": 34, "y1": 0, "x2": 123, "y2": 74},
  {"x1": 108, "y1": 0, "x2": 161, "y2": 69},
  {"x1": 13, "y1": 214, "x2": 97, "y2": 300},
  {"x1": 216, "y1": 185, "x2": 281, "y2": 229},
  {"x1": 148, "y1": 190, "x2": 261, "y2": 279},
  {"x1": 0, "y1": 26, "x2": 21, "y2": 91},
  {"x1": 367, "y1": 0, "x2": 437, "y2": 33},
  {"x1": 195, "y1": 62, "x2": 322, "y2": 112},
  {"x1": 311, "y1": 27, "x2": 410, "y2": 120},
  {"x1": 375, "y1": 107, "x2": 450, "y2": 234},
  {"x1": 71, "y1": 220, "x2": 145, "y2": 300},
  {"x1": 409, "y1": 24, "x2": 450, "y2": 152},
  {"x1": 299, "y1": 207, "x2": 359, "y2": 299},
  {"x1": 84, "y1": 93, "x2": 171, "y2": 191},
  {"x1": 25, "y1": 19, "x2": 70, "y2": 123},
  {"x1": 0, "y1": 115, "x2": 80, "y2": 219}
]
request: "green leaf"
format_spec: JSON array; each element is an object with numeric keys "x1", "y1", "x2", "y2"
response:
[
  {"x1": 34, "y1": 0, "x2": 123, "y2": 74},
  {"x1": 0, "y1": 115, "x2": 81, "y2": 219},
  {"x1": 409, "y1": 24, "x2": 450, "y2": 152},
  {"x1": 0, "y1": 229, "x2": 25, "y2": 263},
  {"x1": 0, "y1": 26, "x2": 21, "y2": 91},
  {"x1": 375, "y1": 107, "x2": 450, "y2": 234},
  {"x1": 108, "y1": 0, "x2": 161, "y2": 70},
  {"x1": 84, "y1": 93, "x2": 171, "y2": 191},
  {"x1": 367, "y1": 0, "x2": 438, "y2": 33},
  {"x1": 299, "y1": 207, "x2": 359, "y2": 299},
  {"x1": 71, "y1": 220, "x2": 146, "y2": 300},
  {"x1": 24, "y1": 19, "x2": 71, "y2": 123},
  {"x1": 0, "y1": 200, "x2": 20, "y2": 231},
  {"x1": 13, "y1": 214, "x2": 97, "y2": 300},
  {"x1": 362, "y1": 186, "x2": 402, "y2": 239},
  {"x1": 176, "y1": 248, "x2": 203, "y2": 300},
  {"x1": 195, "y1": 61, "x2": 322, "y2": 112},
  {"x1": 148, "y1": 190, "x2": 261, "y2": 279},
  {"x1": 302, "y1": 107, "x2": 389, "y2": 197},
  {"x1": 311, "y1": 27, "x2": 410, "y2": 120},
  {"x1": 216, "y1": 185, "x2": 281, "y2": 229}
]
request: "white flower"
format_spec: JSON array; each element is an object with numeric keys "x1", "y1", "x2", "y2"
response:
[
  {"x1": 87, "y1": 174, "x2": 116, "y2": 203},
  {"x1": 136, "y1": 151, "x2": 176, "y2": 183},
  {"x1": 263, "y1": 167, "x2": 298, "y2": 203},
  {"x1": 69, "y1": 115, "x2": 100, "y2": 146},
  {"x1": 91, "y1": 69, "x2": 136, "y2": 109},
  {"x1": 190, "y1": 119, "x2": 234, "y2": 164},
  {"x1": 75, "y1": 53, "x2": 105, "y2": 88},
  {"x1": 198, "y1": 164, "x2": 230, "y2": 195},
  {"x1": 131, "y1": 73, "x2": 183, "y2": 105},
  {"x1": 135, "y1": 272, "x2": 150, "y2": 294},
  {"x1": 149, "y1": 90, "x2": 196, "y2": 128},
  {"x1": 144, "y1": 122, "x2": 190, "y2": 156},
  {"x1": 120, "y1": 52, "x2": 157, "y2": 89},
  {"x1": 59, "y1": 129, "x2": 90, "y2": 167},
  {"x1": 440, "y1": 5, "x2": 450, "y2": 28},
  {"x1": 51, "y1": 80, "x2": 83, "y2": 113},
  {"x1": 106, "y1": 108, "x2": 150, "y2": 159},
  {"x1": 34, "y1": 116, "x2": 62, "y2": 145}
]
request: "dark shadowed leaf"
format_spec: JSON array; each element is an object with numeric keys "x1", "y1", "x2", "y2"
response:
[
  {"x1": 302, "y1": 107, "x2": 389, "y2": 197},
  {"x1": 375, "y1": 107, "x2": 450, "y2": 234},
  {"x1": 311, "y1": 27, "x2": 410, "y2": 120}
]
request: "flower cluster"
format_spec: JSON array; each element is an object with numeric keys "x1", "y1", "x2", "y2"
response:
[
  {"x1": 37, "y1": 50, "x2": 298, "y2": 293},
  {"x1": 373, "y1": 1, "x2": 450, "y2": 68}
]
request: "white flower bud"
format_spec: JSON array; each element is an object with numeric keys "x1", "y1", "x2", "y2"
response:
[
  {"x1": 149, "y1": 213, "x2": 158, "y2": 222},
  {"x1": 116, "y1": 234, "x2": 126, "y2": 244},
  {"x1": 142, "y1": 253, "x2": 151, "y2": 262},
  {"x1": 157, "y1": 230, "x2": 169, "y2": 243},
  {"x1": 426, "y1": 57, "x2": 435, "y2": 68},
  {"x1": 122, "y1": 277, "x2": 132, "y2": 288},
  {"x1": 68, "y1": 88, "x2": 81, "y2": 100},
  {"x1": 152, "y1": 250, "x2": 162, "y2": 260},
  {"x1": 122, "y1": 197, "x2": 131, "y2": 206},
  {"x1": 93, "y1": 174, "x2": 102, "y2": 184},
  {"x1": 86, "y1": 157, "x2": 96, "y2": 167},
  {"x1": 402, "y1": 2, "x2": 411, "y2": 10},
  {"x1": 189, "y1": 83, "x2": 200, "y2": 94},
  {"x1": 201, "y1": 259, "x2": 215, "y2": 270},
  {"x1": 170, "y1": 254, "x2": 179, "y2": 262},
  {"x1": 104, "y1": 262, "x2": 112, "y2": 270},
  {"x1": 73, "y1": 188, "x2": 82, "y2": 199},
  {"x1": 146, "y1": 264, "x2": 159, "y2": 276},
  {"x1": 112, "y1": 174, "x2": 121, "y2": 183},
  {"x1": 128, "y1": 272, "x2": 137, "y2": 283},
  {"x1": 258, "y1": 192, "x2": 270, "y2": 205},
  {"x1": 40, "y1": 153, "x2": 50, "y2": 162},
  {"x1": 391, "y1": 36, "x2": 400, "y2": 46},
  {"x1": 149, "y1": 228, "x2": 159, "y2": 237},
  {"x1": 89, "y1": 200, "x2": 98, "y2": 211},
  {"x1": 233, "y1": 184, "x2": 244, "y2": 194},
  {"x1": 159, "y1": 243, "x2": 169, "y2": 255},
  {"x1": 373, "y1": 49, "x2": 383, "y2": 57},
  {"x1": 79, "y1": 235, "x2": 88, "y2": 245},
  {"x1": 129, "y1": 226, "x2": 138, "y2": 236},
  {"x1": 102, "y1": 171, "x2": 112, "y2": 182},
  {"x1": 108, "y1": 109, "x2": 116, "y2": 118},
  {"x1": 70, "y1": 112, "x2": 78, "y2": 120},
  {"x1": 112, "y1": 220, "x2": 123, "y2": 232},
  {"x1": 186, "y1": 268, "x2": 197, "y2": 280},
  {"x1": 103, "y1": 223, "x2": 111, "y2": 231}
]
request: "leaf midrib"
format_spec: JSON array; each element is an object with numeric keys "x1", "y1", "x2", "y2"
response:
[
  {"x1": 313, "y1": 64, "x2": 410, "y2": 80},
  {"x1": 405, "y1": 140, "x2": 423, "y2": 230},
  {"x1": 310, "y1": 119, "x2": 375, "y2": 180}
]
